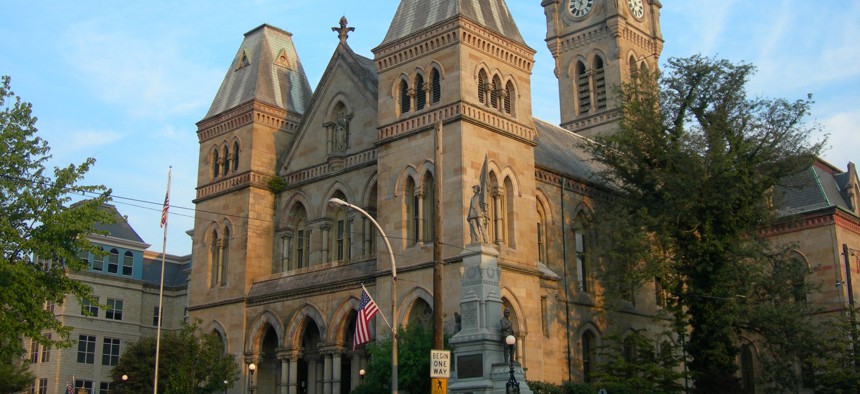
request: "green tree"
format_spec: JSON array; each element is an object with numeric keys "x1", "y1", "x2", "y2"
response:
[
  {"x1": 352, "y1": 322, "x2": 434, "y2": 394},
  {"x1": 586, "y1": 56, "x2": 824, "y2": 393},
  {"x1": 0, "y1": 358, "x2": 34, "y2": 393},
  {"x1": 110, "y1": 320, "x2": 239, "y2": 394},
  {"x1": 592, "y1": 330, "x2": 687, "y2": 393},
  {"x1": 0, "y1": 75, "x2": 112, "y2": 373}
]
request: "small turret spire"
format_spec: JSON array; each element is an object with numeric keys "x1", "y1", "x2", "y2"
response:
[{"x1": 332, "y1": 16, "x2": 355, "y2": 44}]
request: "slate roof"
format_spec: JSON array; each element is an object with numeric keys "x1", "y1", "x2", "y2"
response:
[
  {"x1": 204, "y1": 24, "x2": 313, "y2": 119},
  {"x1": 775, "y1": 161, "x2": 856, "y2": 216},
  {"x1": 381, "y1": 0, "x2": 526, "y2": 47},
  {"x1": 92, "y1": 204, "x2": 145, "y2": 244},
  {"x1": 532, "y1": 118, "x2": 604, "y2": 183},
  {"x1": 248, "y1": 260, "x2": 376, "y2": 300},
  {"x1": 142, "y1": 255, "x2": 190, "y2": 288}
]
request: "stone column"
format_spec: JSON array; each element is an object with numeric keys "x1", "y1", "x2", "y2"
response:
[
  {"x1": 288, "y1": 354, "x2": 300, "y2": 394},
  {"x1": 278, "y1": 349, "x2": 291, "y2": 394},
  {"x1": 332, "y1": 351, "x2": 342, "y2": 394},
  {"x1": 323, "y1": 352, "x2": 332, "y2": 394}
]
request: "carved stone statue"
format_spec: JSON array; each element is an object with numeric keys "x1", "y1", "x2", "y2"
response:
[
  {"x1": 500, "y1": 308, "x2": 515, "y2": 363},
  {"x1": 468, "y1": 185, "x2": 488, "y2": 243},
  {"x1": 333, "y1": 110, "x2": 352, "y2": 152}
]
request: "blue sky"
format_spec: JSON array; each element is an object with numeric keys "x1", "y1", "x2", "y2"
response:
[{"x1": 1, "y1": 1, "x2": 857, "y2": 256}]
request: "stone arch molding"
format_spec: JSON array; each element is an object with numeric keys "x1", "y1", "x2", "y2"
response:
[
  {"x1": 245, "y1": 310, "x2": 285, "y2": 354},
  {"x1": 284, "y1": 304, "x2": 328, "y2": 349}
]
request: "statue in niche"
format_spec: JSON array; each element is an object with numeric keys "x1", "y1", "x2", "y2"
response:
[
  {"x1": 500, "y1": 308, "x2": 516, "y2": 363},
  {"x1": 467, "y1": 185, "x2": 488, "y2": 244},
  {"x1": 329, "y1": 110, "x2": 352, "y2": 153}
]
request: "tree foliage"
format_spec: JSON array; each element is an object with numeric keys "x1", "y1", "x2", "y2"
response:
[
  {"x1": 0, "y1": 75, "x2": 112, "y2": 362},
  {"x1": 592, "y1": 330, "x2": 687, "y2": 393},
  {"x1": 586, "y1": 56, "x2": 825, "y2": 393},
  {"x1": 351, "y1": 322, "x2": 434, "y2": 394},
  {"x1": 110, "y1": 320, "x2": 239, "y2": 394}
]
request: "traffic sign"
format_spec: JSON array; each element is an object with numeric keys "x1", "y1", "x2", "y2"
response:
[{"x1": 430, "y1": 349, "x2": 451, "y2": 378}]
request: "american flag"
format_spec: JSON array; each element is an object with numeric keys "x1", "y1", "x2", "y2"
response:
[
  {"x1": 354, "y1": 288, "x2": 379, "y2": 350},
  {"x1": 160, "y1": 190, "x2": 169, "y2": 228},
  {"x1": 66, "y1": 379, "x2": 74, "y2": 394}
]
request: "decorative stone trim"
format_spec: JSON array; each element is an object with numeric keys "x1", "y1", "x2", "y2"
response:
[
  {"x1": 378, "y1": 102, "x2": 535, "y2": 143},
  {"x1": 282, "y1": 149, "x2": 377, "y2": 186},
  {"x1": 374, "y1": 17, "x2": 534, "y2": 73},
  {"x1": 561, "y1": 108, "x2": 622, "y2": 132},
  {"x1": 197, "y1": 101, "x2": 301, "y2": 142},
  {"x1": 195, "y1": 171, "x2": 270, "y2": 200}
]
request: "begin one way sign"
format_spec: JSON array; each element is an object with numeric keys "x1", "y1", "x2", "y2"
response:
[{"x1": 430, "y1": 350, "x2": 451, "y2": 378}]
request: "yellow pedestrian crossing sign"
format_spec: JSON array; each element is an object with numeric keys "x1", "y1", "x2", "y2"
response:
[{"x1": 432, "y1": 378, "x2": 447, "y2": 394}]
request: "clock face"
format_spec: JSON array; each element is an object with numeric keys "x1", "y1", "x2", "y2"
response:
[
  {"x1": 627, "y1": 0, "x2": 645, "y2": 19},
  {"x1": 568, "y1": 0, "x2": 594, "y2": 18}
]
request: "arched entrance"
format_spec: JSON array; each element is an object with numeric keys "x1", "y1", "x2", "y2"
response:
[
  {"x1": 298, "y1": 320, "x2": 321, "y2": 394},
  {"x1": 258, "y1": 324, "x2": 281, "y2": 392}
]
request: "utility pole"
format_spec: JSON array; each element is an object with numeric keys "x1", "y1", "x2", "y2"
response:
[
  {"x1": 433, "y1": 123, "x2": 444, "y2": 349},
  {"x1": 844, "y1": 244, "x2": 859, "y2": 376}
]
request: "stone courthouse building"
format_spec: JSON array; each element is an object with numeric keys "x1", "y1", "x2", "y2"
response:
[{"x1": 186, "y1": 0, "x2": 860, "y2": 393}]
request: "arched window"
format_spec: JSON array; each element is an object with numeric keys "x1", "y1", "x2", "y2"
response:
[
  {"x1": 536, "y1": 202, "x2": 547, "y2": 264},
  {"x1": 400, "y1": 79, "x2": 411, "y2": 114},
  {"x1": 415, "y1": 74, "x2": 426, "y2": 111},
  {"x1": 220, "y1": 227, "x2": 230, "y2": 286},
  {"x1": 504, "y1": 81, "x2": 515, "y2": 115},
  {"x1": 212, "y1": 149, "x2": 220, "y2": 178},
  {"x1": 406, "y1": 298, "x2": 432, "y2": 326},
  {"x1": 629, "y1": 56, "x2": 639, "y2": 79},
  {"x1": 593, "y1": 56, "x2": 607, "y2": 110},
  {"x1": 209, "y1": 230, "x2": 220, "y2": 288},
  {"x1": 221, "y1": 145, "x2": 230, "y2": 176},
  {"x1": 108, "y1": 248, "x2": 119, "y2": 274},
  {"x1": 490, "y1": 75, "x2": 502, "y2": 109},
  {"x1": 582, "y1": 331, "x2": 596, "y2": 383},
  {"x1": 232, "y1": 141, "x2": 239, "y2": 172},
  {"x1": 430, "y1": 68, "x2": 441, "y2": 104},
  {"x1": 575, "y1": 61, "x2": 590, "y2": 115},
  {"x1": 478, "y1": 70, "x2": 488, "y2": 105},
  {"x1": 574, "y1": 212, "x2": 591, "y2": 293},
  {"x1": 283, "y1": 206, "x2": 310, "y2": 271},
  {"x1": 504, "y1": 177, "x2": 515, "y2": 247},
  {"x1": 422, "y1": 173, "x2": 436, "y2": 243},
  {"x1": 334, "y1": 206, "x2": 351, "y2": 262},
  {"x1": 405, "y1": 178, "x2": 418, "y2": 246},
  {"x1": 122, "y1": 251, "x2": 133, "y2": 276}
]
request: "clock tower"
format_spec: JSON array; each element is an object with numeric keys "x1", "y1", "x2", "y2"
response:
[{"x1": 542, "y1": 0, "x2": 663, "y2": 137}]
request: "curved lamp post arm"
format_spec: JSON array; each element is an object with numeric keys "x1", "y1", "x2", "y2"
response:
[{"x1": 328, "y1": 197, "x2": 398, "y2": 394}]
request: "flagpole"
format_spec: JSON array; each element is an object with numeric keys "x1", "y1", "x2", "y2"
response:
[{"x1": 153, "y1": 167, "x2": 171, "y2": 394}]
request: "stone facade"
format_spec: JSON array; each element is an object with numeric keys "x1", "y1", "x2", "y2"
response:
[{"x1": 186, "y1": 1, "x2": 860, "y2": 394}]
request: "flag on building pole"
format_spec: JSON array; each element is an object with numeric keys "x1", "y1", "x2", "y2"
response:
[
  {"x1": 354, "y1": 284, "x2": 381, "y2": 350},
  {"x1": 160, "y1": 186, "x2": 170, "y2": 228},
  {"x1": 66, "y1": 376, "x2": 74, "y2": 394}
]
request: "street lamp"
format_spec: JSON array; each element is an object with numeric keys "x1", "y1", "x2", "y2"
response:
[
  {"x1": 248, "y1": 363, "x2": 256, "y2": 394},
  {"x1": 505, "y1": 335, "x2": 519, "y2": 393},
  {"x1": 328, "y1": 197, "x2": 399, "y2": 394},
  {"x1": 121, "y1": 375, "x2": 128, "y2": 382},
  {"x1": 223, "y1": 380, "x2": 228, "y2": 394},
  {"x1": 359, "y1": 369, "x2": 365, "y2": 385}
]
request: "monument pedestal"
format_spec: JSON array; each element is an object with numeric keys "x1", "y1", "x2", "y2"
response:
[{"x1": 449, "y1": 244, "x2": 531, "y2": 394}]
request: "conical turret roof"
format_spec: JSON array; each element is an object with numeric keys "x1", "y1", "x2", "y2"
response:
[
  {"x1": 380, "y1": 0, "x2": 525, "y2": 47},
  {"x1": 204, "y1": 24, "x2": 312, "y2": 119}
]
